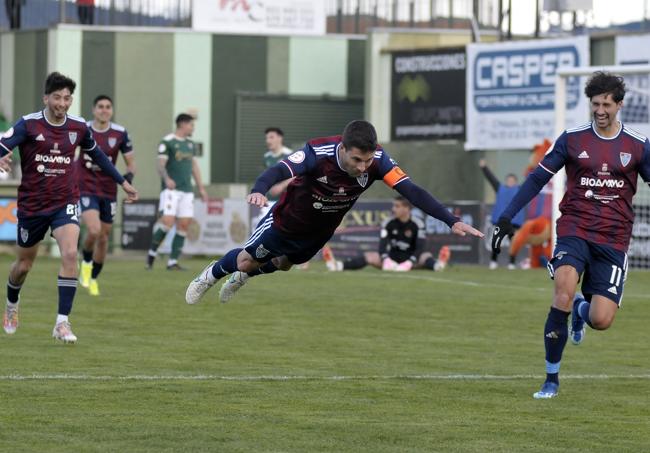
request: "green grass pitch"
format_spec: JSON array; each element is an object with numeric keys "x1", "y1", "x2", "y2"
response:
[{"x1": 1, "y1": 255, "x2": 649, "y2": 452}]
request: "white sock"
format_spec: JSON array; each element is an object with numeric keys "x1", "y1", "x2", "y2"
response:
[
  {"x1": 6, "y1": 299, "x2": 18, "y2": 308},
  {"x1": 167, "y1": 259, "x2": 177, "y2": 267},
  {"x1": 56, "y1": 314, "x2": 69, "y2": 325}
]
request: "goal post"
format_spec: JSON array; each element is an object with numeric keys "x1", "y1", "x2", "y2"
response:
[{"x1": 554, "y1": 64, "x2": 650, "y2": 268}]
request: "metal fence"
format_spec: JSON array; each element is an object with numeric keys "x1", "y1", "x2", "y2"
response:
[
  {"x1": 1, "y1": 0, "x2": 191, "y2": 30},
  {"x1": 325, "y1": 0, "x2": 502, "y2": 33},
  {"x1": 2, "y1": 0, "x2": 502, "y2": 32}
]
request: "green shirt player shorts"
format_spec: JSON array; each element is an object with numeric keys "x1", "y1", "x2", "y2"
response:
[{"x1": 158, "y1": 134, "x2": 196, "y2": 218}]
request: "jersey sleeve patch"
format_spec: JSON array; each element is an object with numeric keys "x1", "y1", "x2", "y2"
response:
[
  {"x1": 383, "y1": 166, "x2": 409, "y2": 188},
  {"x1": 288, "y1": 150, "x2": 305, "y2": 164},
  {"x1": 158, "y1": 143, "x2": 167, "y2": 154}
]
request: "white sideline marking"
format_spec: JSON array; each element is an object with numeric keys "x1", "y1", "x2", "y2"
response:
[{"x1": 2, "y1": 374, "x2": 650, "y2": 382}]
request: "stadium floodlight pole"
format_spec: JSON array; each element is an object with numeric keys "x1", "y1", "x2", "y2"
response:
[{"x1": 553, "y1": 64, "x2": 650, "y2": 245}]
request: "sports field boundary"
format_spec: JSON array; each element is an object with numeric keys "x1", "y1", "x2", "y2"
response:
[{"x1": 2, "y1": 373, "x2": 650, "y2": 381}]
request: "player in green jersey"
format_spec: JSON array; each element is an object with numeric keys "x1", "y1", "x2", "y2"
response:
[{"x1": 146, "y1": 113, "x2": 208, "y2": 270}]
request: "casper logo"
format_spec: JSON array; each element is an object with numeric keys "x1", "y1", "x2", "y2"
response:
[{"x1": 473, "y1": 46, "x2": 580, "y2": 112}]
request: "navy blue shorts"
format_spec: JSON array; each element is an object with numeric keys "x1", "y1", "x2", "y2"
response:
[
  {"x1": 244, "y1": 210, "x2": 331, "y2": 265},
  {"x1": 17, "y1": 204, "x2": 80, "y2": 248},
  {"x1": 79, "y1": 194, "x2": 117, "y2": 224},
  {"x1": 547, "y1": 236, "x2": 628, "y2": 305}
]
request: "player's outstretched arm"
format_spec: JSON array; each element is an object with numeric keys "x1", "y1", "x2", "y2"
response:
[
  {"x1": 451, "y1": 221, "x2": 484, "y2": 238},
  {"x1": 395, "y1": 179, "x2": 483, "y2": 238}
]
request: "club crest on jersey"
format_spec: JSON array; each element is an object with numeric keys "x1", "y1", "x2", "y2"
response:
[
  {"x1": 108, "y1": 137, "x2": 117, "y2": 148},
  {"x1": 620, "y1": 152, "x2": 631, "y2": 167},
  {"x1": 288, "y1": 151, "x2": 305, "y2": 164},
  {"x1": 356, "y1": 172, "x2": 368, "y2": 187},
  {"x1": 68, "y1": 132, "x2": 77, "y2": 144},
  {"x1": 20, "y1": 227, "x2": 28, "y2": 243},
  {"x1": 255, "y1": 244, "x2": 270, "y2": 259}
]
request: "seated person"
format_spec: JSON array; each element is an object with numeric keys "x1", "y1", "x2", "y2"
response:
[{"x1": 324, "y1": 196, "x2": 450, "y2": 272}]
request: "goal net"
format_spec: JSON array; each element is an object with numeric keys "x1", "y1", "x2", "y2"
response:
[{"x1": 555, "y1": 65, "x2": 650, "y2": 269}]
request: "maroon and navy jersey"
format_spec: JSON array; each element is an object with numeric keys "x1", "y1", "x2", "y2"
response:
[
  {"x1": 78, "y1": 122, "x2": 133, "y2": 199},
  {"x1": 271, "y1": 135, "x2": 409, "y2": 237},
  {"x1": 0, "y1": 111, "x2": 98, "y2": 217},
  {"x1": 538, "y1": 122, "x2": 650, "y2": 251}
]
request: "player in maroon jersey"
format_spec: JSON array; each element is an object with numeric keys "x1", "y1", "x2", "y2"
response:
[
  {"x1": 492, "y1": 72, "x2": 650, "y2": 399},
  {"x1": 186, "y1": 120, "x2": 483, "y2": 305},
  {"x1": 78, "y1": 95, "x2": 136, "y2": 296},
  {"x1": 0, "y1": 72, "x2": 138, "y2": 343}
]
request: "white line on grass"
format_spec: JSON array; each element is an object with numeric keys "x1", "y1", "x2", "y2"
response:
[
  {"x1": 2, "y1": 374, "x2": 650, "y2": 381},
  {"x1": 361, "y1": 272, "x2": 650, "y2": 299}
]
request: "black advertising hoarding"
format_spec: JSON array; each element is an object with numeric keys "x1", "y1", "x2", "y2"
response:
[
  {"x1": 328, "y1": 200, "x2": 393, "y2": 260},
  {"x1": 391, "y1": 48, "x2": 466, "y2": 141},
  {"x1": 327, "y1": 200, "x2": 482, "y2": 264},
  {"x1": 412, "y1": 201, "x2": 482, "y2": 264},
  {"x1": 121, "y1": 199, "x2": 158, "y2": 250}
]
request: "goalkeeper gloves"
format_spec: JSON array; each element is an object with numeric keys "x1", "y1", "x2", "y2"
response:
[{"x1": 491, "y1": 217, "x2": 513, "y2": 255}]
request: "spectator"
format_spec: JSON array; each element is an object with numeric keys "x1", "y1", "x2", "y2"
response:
[
  {"x1": 77, "y1": 0, "x2": 95, "y2": 25},
  {"x1": 480, "y1": 158, "x2": 524, "y2": 269},
  {"x1": 5, "y1": 0, "x2": 23, "y2": 29}
]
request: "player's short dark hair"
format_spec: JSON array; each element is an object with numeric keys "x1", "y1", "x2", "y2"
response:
[
  {"x1": 44, "y1": 72, "x2": 76, "y2": 95},
  {"x1": 175, "y1": 113, "x2": 194, "y2": 127},
  {"x1": 394, "y1": 196, "x2": 411, "y2": 208},
  {"x1": 342, "y1": 120, "x2": 378, "y2": 153},
  {"x1": 506, "y1": 173, "x2": 518, "y2": 181},
  {"x1": 265, "y1": 127, "x2": 284, "y2": 136},
  {"x1": 585, "y1": 71, "x2": 626, "y2": 102},
  {"x1": 93, "y1": 95, "x2": 113, "y2": 106}
]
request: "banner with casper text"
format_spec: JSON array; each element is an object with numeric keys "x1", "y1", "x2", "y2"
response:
[
  {"x1": 465, "y1": 36, "x2": 590, "y2": 150},
  {"x1": 192, "y1": 0, "x2": 326, "y2": 36}
]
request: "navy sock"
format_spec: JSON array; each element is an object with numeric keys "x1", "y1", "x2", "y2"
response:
[
  {"x1": 7, "y1": 279, "x2": 22, "y2": 303},
  {"x1": 247, "y1": 260, "x2": 279, "y2": 277},
  {"x1": 57, "y1": 276, "x2": 77, "y2": 316},
  {"x1": 211, "y1": 248, "x2": 243, "y2": 279},
  {"x1": 343, "y1": 256, "x2": 367, "y2": 270},
  {"x1": 577, "y1": 300, "x2": 593, "y2": 328},
  {"x1": 82, "y1": 249, "x2": 93, "y2": 263},
  {"x1": 91, "y1": 261, "x2": 104, "y2": 279},
  {"x1": 423, "y1": 257, "x2": 436, "y2": 270},
  {"x1": 543, "y1": 307, "x2": 569, "y2": 385}
]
